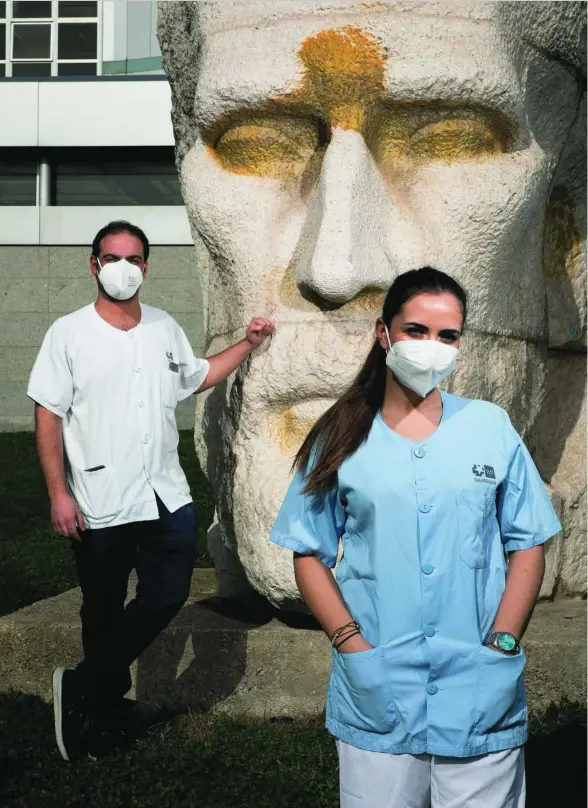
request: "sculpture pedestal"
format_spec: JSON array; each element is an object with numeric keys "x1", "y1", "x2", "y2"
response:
[{"x1": 0, "y1": 570, "x2": 585, "y2": 719}]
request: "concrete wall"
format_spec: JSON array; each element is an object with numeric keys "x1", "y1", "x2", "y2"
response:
[
  {"x1": 0, "y1": 78, "x2": 173, "y2": 148},
  {"x1": 0, "y1": 245, "x2": 204, "y2": 432},
  {"x1": 0, "y1": 208, "x2": 192, "y2": 247}
]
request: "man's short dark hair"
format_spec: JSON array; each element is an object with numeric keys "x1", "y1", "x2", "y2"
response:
[{"x1": 91, "y1": 220, "x2": 150, "y2": 261}]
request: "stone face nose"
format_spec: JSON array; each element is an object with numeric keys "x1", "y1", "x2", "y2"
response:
[{"x1": 295, "y1": 128, "x2": 426, "y2": 306}]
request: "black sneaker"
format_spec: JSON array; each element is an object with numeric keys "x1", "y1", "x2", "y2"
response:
[
  {"x1": 52, "y1": 667, "x2": 86, "y2": 761},
  {"x1": 84, "y1": 719, "x2": 136, "y2": 761}
]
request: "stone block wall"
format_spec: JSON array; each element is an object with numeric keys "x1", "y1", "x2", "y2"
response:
[{"x1": 0, "y1": 245, "x2": 205, "y2": 431}]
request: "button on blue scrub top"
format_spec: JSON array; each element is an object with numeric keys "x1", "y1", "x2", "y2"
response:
[{"x1": 270, "y1": 393, "x2": 561, "y2": 757}]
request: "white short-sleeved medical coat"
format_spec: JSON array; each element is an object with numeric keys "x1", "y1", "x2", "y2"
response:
[
  {"x1": 27, "y1": 304, "x2": 209, "y2": 529},
  {"x1": 270, "y1": 392, "x2": 561, "y2": 758}
]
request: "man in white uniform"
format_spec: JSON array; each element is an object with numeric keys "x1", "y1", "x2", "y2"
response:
[{"x1": 27, "y1": 220, "x2": 274, "y2": 761}]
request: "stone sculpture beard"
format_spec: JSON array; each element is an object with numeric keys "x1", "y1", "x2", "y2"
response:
[
  {"x1": 160, "y1": 0, "x2": 586, "y2": 608},
  {"x1": 195, "y1": 267, "x2": 548, "y2": 608}
]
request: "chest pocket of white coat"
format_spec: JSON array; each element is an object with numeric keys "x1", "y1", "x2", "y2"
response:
[
  {"x1": 456, "y1": 492, "x2": 495, "y2": 569},
  {"x1": 161, "y1": 355, "x2": 179, "y2": 408}
]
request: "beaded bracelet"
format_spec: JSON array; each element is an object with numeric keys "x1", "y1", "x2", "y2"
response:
[
  {"x1": 330, "y1": 620, "x2": 360, "y2": 647},
  {"x1": 335, "y1": 629, "x2": 361, "y2": 650},
  {"x1": 334, "y1": 626, "x2": 359, "y2": 646}
]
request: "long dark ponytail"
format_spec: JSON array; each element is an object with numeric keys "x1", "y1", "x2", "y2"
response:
[{"x1": 293, "y1": 267, "x2": 467, "y2": 494}]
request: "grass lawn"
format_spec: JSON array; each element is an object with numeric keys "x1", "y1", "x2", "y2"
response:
[
  {"x1": 0, "y1": 694, "x2": 585, "y2": 808},
  {"x1": 0, "y1": 431, "x2": 214, "y2": 617},
  {"x1": 0, "y1": 433, "x2": 586, "y2": 805}
]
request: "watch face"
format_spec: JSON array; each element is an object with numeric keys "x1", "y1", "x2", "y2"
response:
[{"x1": 497, "y1": 633, "x2": 517, "y2": 652}]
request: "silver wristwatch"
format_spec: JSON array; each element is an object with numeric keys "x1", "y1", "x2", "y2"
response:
[{"x1": 485, "y1": 631, "x2": 520, "y2": 655}]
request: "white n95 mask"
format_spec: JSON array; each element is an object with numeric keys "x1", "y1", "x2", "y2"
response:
[
  {"x1": 384, "y1": 327, "x2": 459, "y2": 398},
  {"x1": 97, "y1": 259, "x2": 144, "y2": 301}
]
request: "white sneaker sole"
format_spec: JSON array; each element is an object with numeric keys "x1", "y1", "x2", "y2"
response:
[{"x1": 52, "y1": 667, "x2": 70, "y2": 761}]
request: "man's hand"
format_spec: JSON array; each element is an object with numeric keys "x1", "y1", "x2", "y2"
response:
[
  {"x1": 51, "y1": 491, "x2": 85, "y2": 541},
  {"x1": 198, "y1": 318, "x2": 277, "y2": 392},
  {"x1": 245, "y1": 317, "x2": 275, "y2": 348}
]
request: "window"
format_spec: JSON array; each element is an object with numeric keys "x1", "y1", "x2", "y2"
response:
[
  {"x1": 12, "y1": 60, "x2": 50, "y2": 75},
  {"x1": 12, "y1": 22, "x2": 51, "y2": 58},
  {"x1": 58, "y1": 20, "x2": 96, "y2": 60},
  {"x1": 0, "y1": 148, "x2": 183, "y2": 207},
  {"x1": 13, "y1": 1, "x2": 51, "y2": 18},
  {"x1": 0, "y1": 150, "x2": 37, "y2": 205},
  {"x1": 3, "y1": 0, "x2": 100, "y2": 77},
  {"x1": 58, "y1": 1, "x2": 97, "y2": 18},
  {"x1": 57, "y1": 60, "x2": 95, "y2": 75},
  {"x1": 54, "y1": 148, "x2": 184, "y2": 206}
]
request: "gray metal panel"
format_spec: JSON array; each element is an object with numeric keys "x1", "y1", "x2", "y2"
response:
[
  {"x1": 112, "y1": 0, "x2": 128, "y2": 62},
  {"x1": 150, "y1": 0, "x2": 161, "y2": 58},
  {"x1": 127, "y1": 0, "x2": 153, "y2": 61}
]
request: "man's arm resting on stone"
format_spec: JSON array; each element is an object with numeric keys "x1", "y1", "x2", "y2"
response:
[
  {"x1": 197, "y1": 317, "x2": 274, "y2": 393},
  {"x1": 197, "y1": 339, "x2": 255, "y2": 393}
]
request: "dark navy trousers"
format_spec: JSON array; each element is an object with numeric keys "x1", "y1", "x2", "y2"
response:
[{"x1": 71, "y1": 494, "x2": 197, "y2": 714}]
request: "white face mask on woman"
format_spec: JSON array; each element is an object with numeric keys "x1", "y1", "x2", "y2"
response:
[
  {"x1": 97, "y1": 258, "x2": 144, "y2": 301},
  {"x1": 384, "y1": 326, "x2": 459, "y2": 398}
]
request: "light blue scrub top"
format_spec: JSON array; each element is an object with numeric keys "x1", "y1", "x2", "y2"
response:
[{"x1": 270, "y1": 393, "x2": 561, "y2": 758}]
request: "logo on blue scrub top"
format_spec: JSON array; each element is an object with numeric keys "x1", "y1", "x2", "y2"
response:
[{"x1": 473, "y1": 464, "x2": 496, "y2": 484}]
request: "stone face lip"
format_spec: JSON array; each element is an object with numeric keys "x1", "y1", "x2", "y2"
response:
[
  {"x1": 158, "y1": 0, "x2": 586, "y2": 606},
  {"x1": 0, "y1": 572, "x2": 585, "y2": 720}
]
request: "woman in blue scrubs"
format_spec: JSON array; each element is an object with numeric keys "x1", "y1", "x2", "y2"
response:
[{"x1": 270, "y1": 267, "x2": 561, "y2": 808}]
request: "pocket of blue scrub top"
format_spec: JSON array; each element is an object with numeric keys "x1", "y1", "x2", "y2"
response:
[
  {"x1": 333, "y1": 645, "x2": 396, "y2": 734},
  {"x1": 456, "y1": 492, "x2": 494, "y2": 569},
  {"x1": 475, "y1": 645, "x2": 527, "y2": 735}
]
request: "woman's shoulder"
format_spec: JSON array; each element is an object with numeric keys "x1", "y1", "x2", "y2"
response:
[{"x1": 441, "y1": 391, "x2": 511, "y2": 426}]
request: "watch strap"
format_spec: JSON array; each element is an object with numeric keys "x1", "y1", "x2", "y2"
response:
[{"x1": 485, "y1": 631, "x2": 520, "y2": 654}]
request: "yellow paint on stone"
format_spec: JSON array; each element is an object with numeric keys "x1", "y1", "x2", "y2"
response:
[
  {"x1": 210, "y1": 26, "x2": 512, "y2": 178},
  {"x1": 544, "y1": 187, "x2": 581, "y2": 282},
  {"x1": 372, "y1": 105, "x2": 509, "y2": 163},
  {"x1": 213, "y1": 116, "x2": 322, "y2": 180},
  {"x1": 210, "y1": 25, "x2": 511, "y2": 178},
  {"x1": 276, "y1": 267, "x2": 384, "y2": 313},
  {"x1": 271, "y1": 409, "x2": 316, "y2": 456},
  {"x1": 294, "y1": 26, "x2": 385, "y2": 131}
]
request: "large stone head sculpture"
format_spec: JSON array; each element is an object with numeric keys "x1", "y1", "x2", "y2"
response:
[{"x1": 158, "y1": 1, "x2": 586, "y2": 607}]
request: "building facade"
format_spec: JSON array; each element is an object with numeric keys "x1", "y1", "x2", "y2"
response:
[{"x1": 0, "y1": 0, "x2": 202, "y2": 430}]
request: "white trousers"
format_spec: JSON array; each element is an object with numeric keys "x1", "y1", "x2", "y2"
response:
[{"x1": 337, "y1": 741, "x2": 526, "y2": 808}]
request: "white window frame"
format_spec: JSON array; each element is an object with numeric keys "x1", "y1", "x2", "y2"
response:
[
  {"x1": 0, "y1": 14, "x2": 6, "y2": 77},
  {"x1": 10, "y1": 20, "x2": 54, "y2": 63},
  {"x1": 3, "y1": 0, "x2": 101, "y2": 78},
  {"x1": 56, "y1": 18, "x2": 100, "y2": 74}
]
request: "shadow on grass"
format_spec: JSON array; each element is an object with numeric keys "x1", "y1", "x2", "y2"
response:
[
  {"x1": 0, "y1": 431, "x2": 214, "y2": 617},
  {"x1": 0, "y1": 694, "x2": 584, "y2": 808},
  {"x1": 526, "y1": 701, "x2": 587, "y2": 807}
]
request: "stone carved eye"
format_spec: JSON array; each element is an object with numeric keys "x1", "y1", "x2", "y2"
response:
[
  {"x1": 408, "y1": 118, "x2": 506, "y2": 162},
  {"x1": 212, "y1": 115, "x2": 327, "y2": 179},
  {"x1": 370, "y1": 105, "x2": 513, "y2": 165}
]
